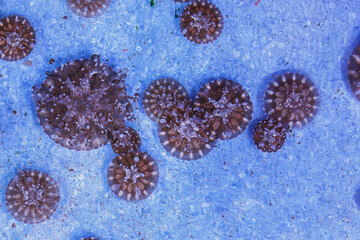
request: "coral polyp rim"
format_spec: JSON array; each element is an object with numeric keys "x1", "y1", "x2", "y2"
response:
[
  {"x1": 5, "y1": 170, "x2": 60, "y2": 224},
  {"x1": 264, "y1": 72, "x2": 319, "y2": 128}
]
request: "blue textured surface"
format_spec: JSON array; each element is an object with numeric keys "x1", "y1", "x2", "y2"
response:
[{"x1": 1, "y1": 0, "x2": 360, "y2": 239}]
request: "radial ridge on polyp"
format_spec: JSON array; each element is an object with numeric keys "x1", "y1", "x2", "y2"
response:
[
  {"x1": 0, "y1": 15, "x2": 36, "y2": 61},
  {"x1": 347, "y1": 42, "x2": 360, "y2": 102},
  {"x1": 195, "y1": 79, "x2": 253, "y2": 140},
  {"x1": 107, "y1": 151, "x2": 159, "y2": 201},
  {"x1": 143, "y1": 78, "x2": 189, "y2": 122},
  {"x1": 264, "y1": 72, "x2": 319, "y2": 128},
  {"x1": 34, "y1": 54, "x2": 132, "y2": 151},
  {"x1": 180, "y1": 0, "x2": 224, "y2": 44},
  {"x1": 5, "y1": 170, "x2": 60, "y2": 224},
  {"x1": 67, "y1": 0, "x2": 112, "y2": 18},
  {"x1": 252, "y1": 117, "x2": 288, "y2": 153},
  {"x1": 158, "y1": 103, "x2": 216, "y2": 160}
]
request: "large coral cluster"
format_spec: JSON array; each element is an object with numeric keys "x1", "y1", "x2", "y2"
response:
[{"x1": 143, "y1": 78, "x2": 253, "y2": 160}]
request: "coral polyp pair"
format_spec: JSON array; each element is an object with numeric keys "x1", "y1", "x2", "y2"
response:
[
  {"x1": 143, "y1": 78, "x2": 253, "y2": 160},
  {"x1": 0, "y1": 15, "x2": 36, "y2": 61},
  {"x1": 34, "y1": 54, "x2": 132, "y2": 151},
  {"x1": 5, "y1": 170, "x2": 60, "y2": 224},
  {"x1": 106, "y1": 125, "x2": 159, "y2": 202},
  {"x1": 67, "y1": 0, "x2": 112, "y2": 18},
  {"x1": 253, "y1": 72, "x2": 319, "y2": 153},
  {"x1": 179, "y1": 0, "x2": 224, "y2": 44},
  {"x1": 33, "y1": 55, "x2": 159, "y2": 202}
]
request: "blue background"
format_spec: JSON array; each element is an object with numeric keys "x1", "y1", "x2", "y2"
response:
[{"x1": 0, "y1": 0, "x2": 360, "y2": 239}]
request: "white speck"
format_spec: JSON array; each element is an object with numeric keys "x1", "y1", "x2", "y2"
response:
[
  {"x1": 238, "y1": 171, "x2": 245, "y2": 178},
  {"x1": 349, "y1": 12, "x2": 356, "y2": 20},
  {"x1": 233, "y1": 50, "x2": 240, "y2": 58}
]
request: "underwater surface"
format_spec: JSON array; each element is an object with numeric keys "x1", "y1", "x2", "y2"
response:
[{"x1": 1, "y1": 0, "x2": 360, "y2": 239}]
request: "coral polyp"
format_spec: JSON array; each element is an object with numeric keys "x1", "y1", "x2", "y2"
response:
[
  {"x1": 34, "y1": 54, "x2": 132, "y2": 151},
  {"x1": 264, "y1": 73, "x2": 319, "y2": 128},
  {"x1": 5, "y1": 170, "x2": 60, "y2": 224},
  {"x1": 195, "y1": 79, "x2": 253, "y2": 140},
  {"x1": 158, "y1": 104, "x2": 215, "y2": 160},
  {"x1": 0, "y1": 15, "x2": 36, "y2": 61},
  {"x1": 143, "y1": 78, "x2": 189, "y2": 122},
  {"x1": 179, "y1": 0, "x2": 224, "y2": 44},
  {"x1": 67, "y1": 0, "x2": 112, "y2": 18},
  {"x1": 107, "y1": 151, "x2": 159, "y2": 201},
  {"x1": 347, "y1": 43, "x2": 360, "y2": 102},
  {"x1": 252, "y1": 117, "x2": 289, "y2": 153},
  {"x1": 108, "y1": 125, "x2": 141, "y2": 155}
]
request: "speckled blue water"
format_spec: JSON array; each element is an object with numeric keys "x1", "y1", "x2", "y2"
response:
[{"x1": 1, "y1": 0, "x2": 360, "y2": 239}]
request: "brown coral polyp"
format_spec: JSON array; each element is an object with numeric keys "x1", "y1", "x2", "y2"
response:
[
  {"x1": 107, "y1": 151, "x2": 159, "y2": 201},
  {"x1": 143, "y1": 78, "x2": 189, "y2": 122},
  {"x1": 195, "y1": 79, "x2": 253, "y2": 140},
  {"x1": 5, "y1": 170, "x2": 60, "y2": 224},
  {"x1": 264, "y1": 72, "x2": 319, "y2": 128},
  {"x1": 0, "y1": 15, "x2": 36, "y2": 61},
  {"x1": 252, "y1": 117, "x2": 289, "y2": 153},
  {"x1": 34, "y1": 55, "x2": 132, "y2": 151},
  {"x1": 67, "y1": 0, "x2": 112, "y2": 18},
  {"x1": 179, "y1": 0, "x2": 224, "y2": 44},
  {"x1": 347, "y1": 42, "x2": 360, "y2": 102}
]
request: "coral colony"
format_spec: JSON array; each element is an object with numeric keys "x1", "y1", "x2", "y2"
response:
[
  {"x1": 143, "y1": 78, "x2": 253, "y2": 160},
  {"x1": 5, "y1": 170, "x2": 60, "y2": 224},
  {"x1": 66, "y1": 0, "x2": 112, "y2": 18},
  {"x1": 0, "y1": 15, "x2": 36, "y2": 61},
  {"x1": 0, "y1": 0, "x2": 332, "y2": 235},
  {"x1": 253, "y1": 72, "x2": 319, "y2": 152},
  {"x1": 179, "y1": 0, "x2": 224, "y2": 44},
  {"x1": 348, "y1": 43, "x2": 360, "y2": 102}
]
